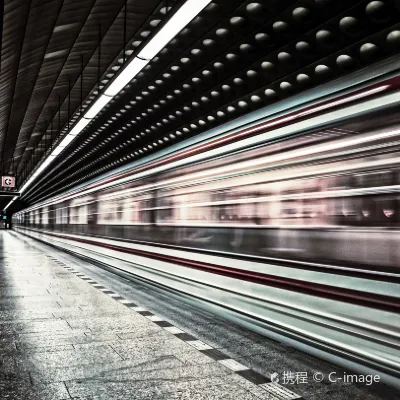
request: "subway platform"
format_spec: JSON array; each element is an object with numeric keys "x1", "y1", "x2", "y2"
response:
[{"x1": 0, "y1": 230, "x2": 399, "y2": 400}]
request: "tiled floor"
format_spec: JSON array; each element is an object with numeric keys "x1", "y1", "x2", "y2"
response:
[
  {"x1": 1, "y1": 230, "x2": 399, "y2": 400},
  {"x1": 0, "y1": 231, "x2": 281, "y2": 399}
]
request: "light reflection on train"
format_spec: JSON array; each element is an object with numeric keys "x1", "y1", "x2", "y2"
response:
[{"x1": 16, "y1": 127, "x2": 400, "y2": 268}]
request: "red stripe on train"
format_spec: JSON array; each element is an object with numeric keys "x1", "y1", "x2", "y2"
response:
[{"x1": 27, "y1": 229, "x2": 400, "y2": 314}]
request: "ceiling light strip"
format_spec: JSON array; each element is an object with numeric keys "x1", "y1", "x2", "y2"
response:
[
  {"x1": 17, "y1": 0, "x2": 212, "y2": 197},
  {"x1": 137, "y1": 0, "x2": 212, "y2": 60},
  {"x1": 4, "y1": 196, "x2": 19, "y2": 211}
]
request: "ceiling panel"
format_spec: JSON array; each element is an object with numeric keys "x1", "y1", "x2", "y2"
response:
[{"x1": 1, "y1": 0, "x2": 400, "y2": 210}]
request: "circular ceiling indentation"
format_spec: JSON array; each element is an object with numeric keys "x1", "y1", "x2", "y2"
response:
[
  {"x1": 240, "y1": 43, "x2": 252, "y2": 52},
  {"x1": 226, "y1": 53, "x2": 239, "y2": 61},
  {"x1": 140, "y1": 30, "x2": 151, "y2": 38},
  {"x1": 205, "y1": 2, "x2": 218, "y2": 12},
  {"x1": 280, "y1": 81, "x2": 292, "y2": 91},
  {"x1": 216, "y1": 28, "x2": 230, "y2": 37},
  {"x1": 203, "y1": 39, "x2": 215, "y2": 46},
  {"x1": 273, "y1": 21, "x2": 289, "y2": 32},
  {"x1": 339, "y1": 16, "x2": 360, "y2": 35},
  {"x1": 296, "y1": 41, "x2": 312, "y2": 53},
  {"x1": 255, "y1": 32, "x2": 270, "y2": 43},
  {"x1": 360, "y1": 42, "x2": 378, "y2": 57},
  {"x1": 278, "y1": 52, "x2": 291, "y2": 62},
  {"x1": 315, "y1": 64, "x2": 331, "y2": 75},
  {"x1": 160, "y1": 6, "x2": 172, "y2": 14},
  {"x1": 264, "y1": 89, "x2": 277, "y2": 98},
  {"x1": 336, "y1": 54, "x2": 354, "y2": 68},
  {"x1": 150, "y1": 19, "x2": 161, "y2": 27},
  {"x1": 246, "y1": 3, "x2": 262, "y2": 13},
  {"x1": 387, "y1": 30, "x2": 400, "y2": 45},
  {"x1": 296, "y1": 74, "x2": 311, "y2": 84},
  {"x1": 261, "y1": 61, "x2": 275, "y2": 70},
  {"x1": 230, "y1": 16, "x2": 246, "y2": 26},
  {"x1": 251, "y1": 95, "x2": 262, "y2": 103},
  {"x1": 366, "y1": 1, "x2": 388, "y2": 21},
  {"x1": 316, "y1": 29, "x2": 333, "y2": 43},
  {"x1": 292, "y1": 7, "x2": 310, "y2": 21}
]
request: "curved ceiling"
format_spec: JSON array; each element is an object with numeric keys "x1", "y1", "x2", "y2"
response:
[{"x1": 1, "y1": 0, "x2": 400, "y2": 211}]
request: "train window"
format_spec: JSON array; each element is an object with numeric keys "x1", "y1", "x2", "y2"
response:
[
  {"x1": 56, "y1": 208, "x2": 63, "y2": 224},
  {"x1": 42, "y1": 207, "x2": 49, "y2": 225},
  {"x1": 156, "y1": 197, "x2": 174, "y2": 222},
  {"x1": 117, "y1": 202, "x2": 123, "y2": 218},
  {"x1": 139, "y1": 199, "x2": 152, "y2": 223},
  {"x1": 354, "y1": 170, "x2": 396, "y2": 188},
  {"x1": 35, "y1": 210, "x2": 40, "y2": 224}
]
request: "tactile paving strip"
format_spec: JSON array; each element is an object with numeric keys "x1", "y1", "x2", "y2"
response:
[
  {"x1": 260, "y1": 382, "x2": 303, "y2": 400},
  {"x1": 41, "y1": 249, "x2": 304, "y2": 399}
]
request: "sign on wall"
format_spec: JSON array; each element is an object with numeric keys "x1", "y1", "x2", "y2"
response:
[{"x1": 1, "y1": 176, "x2": 15, "y2": 188}]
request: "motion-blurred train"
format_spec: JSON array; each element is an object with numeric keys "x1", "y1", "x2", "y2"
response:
[
  {"x1": 15, "y1": 125, "x2": 400, "y2": 268},
  {"x1": 13, "y1": 72, "x2": 400, "y2": 388}
]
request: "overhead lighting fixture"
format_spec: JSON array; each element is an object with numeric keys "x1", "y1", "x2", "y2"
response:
[
  {"x1": 3, "y1": 196, "x2": 19, "y2": 211},
  {"x1": 105, "y1": 58, "x2": 149, "y2": 97},
  {"x1": 50, "y1": 147, "x2": 64, "y2": 157},
  {"x1": 69, "y1": 118, "x2": 92, "y2": 136},
  {"x1": 138, "y1": 0, "x2": 212, "y2": 60},
  {"x1": 15, "y1": 0, "x2": 212, "y2": 197},
  {"x1": 58, "y1": 134, "x2": 76, "y2": 148},
  {"x1": 84, "y1": 95, "x2": 113, "y2": 119},
  {"x1": 34, "y1": 156, "x2": 55, "y2": 176}
]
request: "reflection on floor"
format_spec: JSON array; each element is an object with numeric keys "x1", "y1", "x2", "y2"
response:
[
  {"x1": 1, "y1": 231, "x2": 398, "y2": 400},
  {"x1": 0, "y1": 231, "x2": 282, "y2": 400}
]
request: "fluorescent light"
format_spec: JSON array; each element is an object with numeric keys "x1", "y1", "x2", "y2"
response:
[
  {"x1": 138, "y1": 0, "x2": 212, "y2": 60},
  {"x1": 51, "y1": 147, "x2": 64, "y2": 156},
  {"x1": 84, "y1": 94, "x2": 113, "y2": 119},
  {"x1": 20, "y1": 177, "x2": 34, "y2": 193},
  {"x1": 105, "y1": 58, "x2": 149, "y2": 96},
  {"x1": 69, "y1": 118, "x2": 91, "y2": 136},
  {"x1": 58, "y1": 134, "x2": 76, "y2": 148},
  {"x1": 34, "y1": 156, "x2": 55, "y2": 175},
  {"x1": 3, "y1": 195, "x2": 18, "y2": 211}
]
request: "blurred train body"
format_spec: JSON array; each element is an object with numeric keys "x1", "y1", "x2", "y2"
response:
[
  {"x1": 17, "y1": 127, "x2": 400, "y2": 268},
  {"x1": 13, "y1": 86, "x2": 400, "y2": 388}
]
